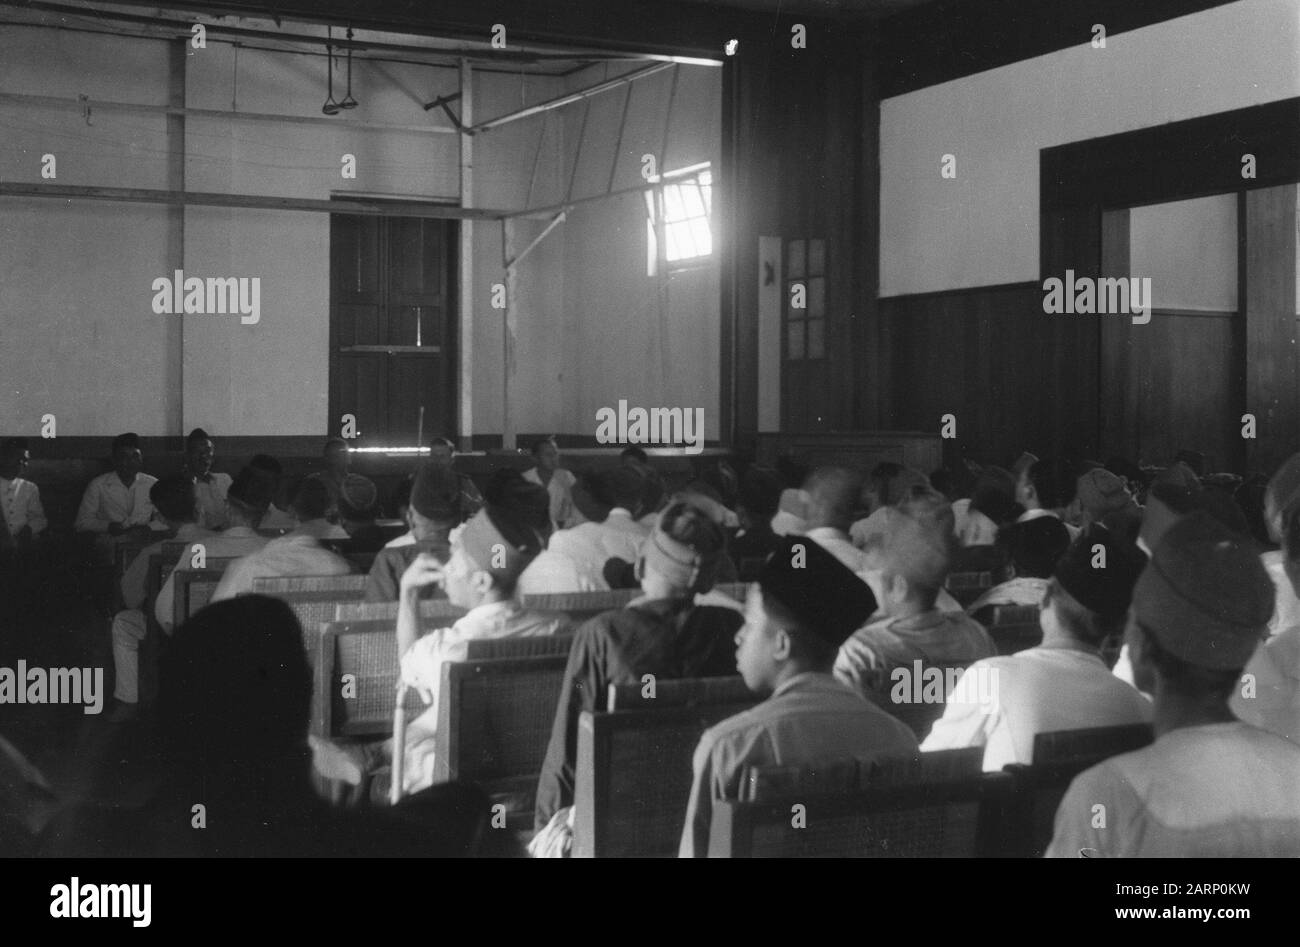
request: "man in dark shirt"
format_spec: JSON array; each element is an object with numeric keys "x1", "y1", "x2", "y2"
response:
[{"x1": 533, "y1": 501, "x2": 743, "y2": 836}]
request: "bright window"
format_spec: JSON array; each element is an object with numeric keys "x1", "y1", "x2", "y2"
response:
[{"x1": 645, "y1": 163, "x2": 712, "y2": 274}]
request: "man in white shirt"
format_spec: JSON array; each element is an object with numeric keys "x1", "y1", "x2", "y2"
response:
[
  {"x1": 924, "y1": 528, "x2": 1150, "y2": 770},
  {"x1": 109, "y1": 476, "x2": 215, "y2": 716},
  {"x1": 155, "y1": 468, "x2": 271, "y2": 632},
  {"x1": 801, "y1": 466, "x2": 869, "y2": 574},
  {"x1": 359, "y1": 477, "x2": 561, "y2": 797},
  {"x1": 248, "y1": 453, "x2": 296, "y2": 530},
  {"x1": 1260, "y1": 452, "x2": 1300, "y2": 635},
  {"x1": 522, "y1": 436, "x2": 579, "y2": 531},
  {"x1": 1047, "y1": 513, "x2": 1300, "y2": 857},
  {"x1": 183, "y1": 428, "x2": 233, "y2": 531},
  {"x1": 964, "y1": 515, "x2": 1070, "y2": 615},
  {"x1": 526, "y1": 467, "x2": 650, "y2": 592},
  {"x1": 75, "y1": 433, "x2": 165, "y2": 539},
  {"x1": 212, "y1": 478, "x2": 352, "y2": 601},
  {"x1": 0, "y1": 437, "x2": 47, "y2": 545}
]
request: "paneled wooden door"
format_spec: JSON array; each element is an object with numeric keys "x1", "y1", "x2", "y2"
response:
[{"x1": 329, "y1": 213, "x2": 458, "y2": 445}]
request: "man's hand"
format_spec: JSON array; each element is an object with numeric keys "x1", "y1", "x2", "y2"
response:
[{"x1": 399, "y1": 552, "x2": 445, "y2": 598}]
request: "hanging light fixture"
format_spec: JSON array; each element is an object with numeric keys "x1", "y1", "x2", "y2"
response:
[
  {"x1": 322, "y1": 26, "x2": 341, "y2": 115},
  {"x1": 340, "y1": 27, "x2": 358, "y2": 109}
]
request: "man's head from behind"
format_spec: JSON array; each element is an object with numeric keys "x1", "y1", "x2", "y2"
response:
[
  {"x1": 802, "y1": 466, "x2": 862, "y2": 533},
  {"x1": 870, "y1": 510, "x2": 951, "y2": 616},
  {"x1": 0, "y1": 437, "x2": 30, "y2": 481},
  {"x1": 998, "y1": 516, "x2": 1071, "y2": 580},
  {"x1": 226, "y1": 468, "x2": 273, "y2": 528},
  {"x1": 290, "y1": 477, "x2": 332, "y2": 523},
  {"x1": 636, "y1": 500, "x2": 726, "y2": 599},
  {"x1": 111, "y1": 432, "x2": 144, "y2": 481},
  {"x1": 427, "y1": 436, "x2": 456, "y2": 470},
  {"x1": 1127, "y1": 511, "x2": 1271, "y2": 701},
  {"x1": 443, "y1": 472, "x2": 549, "y2": 607},
  {"x1": 1042, "y1": 526, "x2": 1143, "y2": 648},
  {"x1": 735, "y1": 535, "x2": 876, "y2": 693},
  {"x1": 160, "y1": 596, "x2": 312, "y2": 784},
  {"x1": 151, "y1": 474, "x2": 197, "y2": 527},
  {"x1": 322, "y1": 437, "x2": 349, "y2": 476},
  {"x1": 407, "y1": 464, "x2": 461, "y2": 539},
  {"x1": 1017, "y1": 457, "x2": 1072, "y2": 512}
]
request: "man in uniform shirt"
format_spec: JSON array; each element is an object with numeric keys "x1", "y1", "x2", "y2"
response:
[
  {"x1": 1047, "y1": 512, "x2": 1300, "y2": 857},
  {"x1": 836, "y1": 508, "x2": 995, "y2": 705},
  {"x1": 679, "y1": 536, "x2": 919, "y2": 856},
  {"x1": 182, "y1": 428, "x2": 232, "y2": 531},
  {"x1": 923, "y1": 528, "x2": 1151, "y2": 770},
  {"x1": 426, "y1": 436, "x2": 482, "y2": 523},
  {"x1": 75, "y1": 433, "x2": 166, "y2": 540},
  {"x1": 533, "y1": 501, "x2": 744, "y2": 841},
  {"x1": 0, "y1": 438, "x2": 46, "y2": 546},
  {"x1": 523, "y1": 436, "x2": 579, "y2": 531},
  {"x1": 109, "y1": 476, "x2": 215, "y2": 716}
]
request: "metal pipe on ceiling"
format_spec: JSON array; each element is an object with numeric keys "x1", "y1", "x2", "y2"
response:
[{"x1": 471, "y1": 61, "x2": 676, "y2": 133}]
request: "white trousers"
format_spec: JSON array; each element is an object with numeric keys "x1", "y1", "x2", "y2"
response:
[{"x1": 111, "y1": 608, "x2": 147, "y2": 704}]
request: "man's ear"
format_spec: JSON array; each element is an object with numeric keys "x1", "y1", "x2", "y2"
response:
[
  {"x1": 469, "y1": 569, "x2": 495, "y2": 596},
  {"x1": 772, "y1": 627, "x2": 793, "y2": 662}
]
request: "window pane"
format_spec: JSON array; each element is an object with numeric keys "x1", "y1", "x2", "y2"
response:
[
  {"x1": 644, "y1": 189, "x2": 657, "y2": 222},
  {"x1": 787, "y1": 239, "x2": 805, "y2": 279},
  {"x1": 664, "y1": 184, "x2": 686, "y2": 221},
  {"x1": 690, "y1": 218, "x2": 712, "y2": 256},
  {"x1": 787, "y1": 321, "x2": 804, "y2": 360},
  {"x1": 809, "y1": 239, "x2": 825, "y2": 275},
  {"x1": 647, "y1": 218, "x2": 657, "y2": 276},
  {"x1": 669, "y1": 221, "x2": 697, "y2": 260},
  {"x1": 808, "y1": 277, "x2": 825, "y2": 318},
  {"x1": 701, "y1": 182, "x2": 712, "y2": 215},
  {"x1": 681, "y1": 182, "x2": 705, "y2": 218},
  {"x1": 786, "y1": 283, "x2": 805, "y2": 320},
  {"x1": 665, "y1": 222, "x2": 683, "y2": 260},
  {"x1": 807, "y1": 318, "x2": 825, "y2": 359}
]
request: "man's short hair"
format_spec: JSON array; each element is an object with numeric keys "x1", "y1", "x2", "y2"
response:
[
  {"x1": 291, "y1": 478, "x2": 331, "y2": 521},
  {"x1": 111, "y1": 432, "x2": 141, "y2": 454},
  {"x1": 151, "y1": 474, "x2": 197, "y2": 523},
  {"x1": 428, "y1": 435, "x2": 456, "y2": 453},
  {"x1": 531, "y1": 436, "x2": 557, "y2": 455},
  {"x1": 759, "y1": 589, "x2": 842, "y2": 669},
  {"x1": 1044, "y1": 577, "x2": 1121, "y2": 646},
  {"x1": 803, "y1": 466, "x2": 862, "y2": 524},
  {"x1": 323, "y1": 437, "x2": 347, "y2": 454},
  {"x1": 1026, "y1": 458, "x2": 1072, "y2": 509},
  {"x1": 248, "y1": 453, "x2": 282, "y2": 477},
  {"x1": 620, "y1": 446, "x2": 648, "y2": 465},
  {"x1": 186, "y1": 427, "x2": 211, "y2": 451}
]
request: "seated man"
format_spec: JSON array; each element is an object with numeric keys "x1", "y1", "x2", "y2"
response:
[
  {"x1": 523, "y1": 436, "x2": 579, "y2": 531},
  {"x1": 800, "y1": 466, "x2": 868, "y2": 574},
  {"x1": 522, "y1": 467, "x2": 650, "y2": 593},
  {"x1": 182, "y1": 427, "x2": 232, "y2": 531},
  {"x1": 364, "y1": 465, "x2": 460, "y2": 602},
  {"x1": 1014, "y1": 456, "x2": 1081, "y2": 541},
  {"x1": 965, "y1": 515, "x2": 1071, "y2": 614},
  {"x1": 532, "y1": 501, "x2": 744, "y2": 846},
  {"x1": 0, "y1": 437, "x2": 47, "y2": 548},
  {"x1": 1076, "y1": 467, "x2": 1140, "y2": 545},
  {"x1": 1232, "y1": 503, "x2": 1300, "y2": 744},
  {"x1": 212, "y1": 479, "x2": 352, "y2": 601},
  {"x1": 836, "y1": 509, "x2": 995, "y2": 706},
  {"x1": 923, "y1": 528, "x2": 1151, "y2": 770},
  {"x1": 1261, "y1": 453, "x2": 1300, "y2": 635},
  {"x1": 109, "y1": 475, "x2": 215, "y2": 716},
  {"x1": 729, "y1": 465, "x2": 786, "y2": 581},
  {"x1": 336, "y1": 477, "x2": 387, "y2": 552},
  {"x1": 378, "y1": 474, "x2": 563, "y2": 797},
  {"x1": 307, "y1": 437, "x2": 379, "y2": 528},
  {"x1": 248, "y1": 453, "x2": 296, "y2": 530},
  {"x1": 679, "y1": 537, "x2": 919, "y2": 856},
  {"x1": 75, "y1": 432, "x2": 166, "y2": 541},
  {"x1": 154, "y1": 468, "x2": 271, "y2": 632},
  {"x1": 850, "y1": 464, "x2": 930, "y2": 548},
  {"x1": 426, "y1": 436, "x2": 482, "y2": 523},
  {"x1": 1047, "y1": 513, "x2": 1300, "y2": 856}
]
